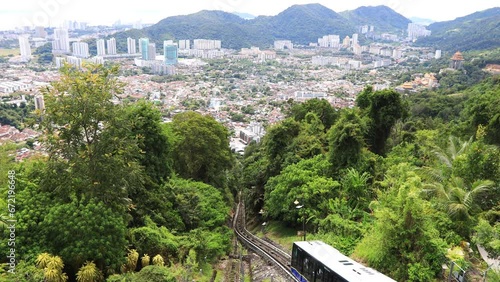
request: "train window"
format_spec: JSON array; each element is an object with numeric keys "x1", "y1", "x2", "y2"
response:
[
  {"x1": 292, "y1": 245, "x2": 298, "y2": 266},
  {"x1": 303, "y1": 257, "x2": 315, "y2": 281},
  {"x1": 315, "y1": 266, "x2": 324, "y2": 282}
]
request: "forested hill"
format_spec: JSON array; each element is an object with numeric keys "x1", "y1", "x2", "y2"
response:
[
  {"x1": 113, "y1": 4, "x2": 412, "y2": 49},
  {"x1": 339, "y1": 5, "x2": 411, "y2": 32},
  {"x1": 255, "y1": 4, "x2": 355, "y2": 44},
  {"x1": 416, "y1": 7, "x2": 500, "y2": 51}
]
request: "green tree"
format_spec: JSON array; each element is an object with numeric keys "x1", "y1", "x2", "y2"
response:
[
  {"x1": 291, "y1": 112, "x2": 326, "y2": 159},
  {"x1": 328, "y1": 109, "x2": 367, "y2": 173},
  {"x1": 166, "y1": 178, "x2": 229, "y2": 231},
  {"x1": 133, "y1": 265, "x2": 176, "y2": 282},
  {"x1": 357, "y1": 87, "x2": 407, "y2": 155},
  {"x1": 264, "y1": 155, "x2": 339, "y2": 224},
  {"x1": 461, "y1": 76, "x2": 500, "y2": 145},
  {"x1": 262, "y1": 118, "x2": 301, "y2": 176},
  {"x1": 123, "y1": 101, "x2": 173, "y2": 184},
  {"x1": 354, "y1": 163, "x2": 446, "y2": 281},
  {"x1": 40, "y1": 198, "x2": 128, "y2": 274},
  {"x1": 170, "y1": 111, "x2": 232, "y2": 188},
  {"x1": 423, "y1": 177, "x2": 493, "y2": 238},
  {"x1": 129, "y1": 217, "x2": 179, "y2": 260},
  {"x1": 41, "y1": 63, "x2": 142, "y2": 211},
  {"x1": 340, "y1": 168, "x2": 371, "y2": 210},
  {"x1": 289, "y1": 98, "x2": 338, "y2": 129},
  {"x1": 123, "y1": 102, "x2": 175, "y2": 226},
  {"x1": 473, "y1": 219, "x2": 500, "y2": 259}
]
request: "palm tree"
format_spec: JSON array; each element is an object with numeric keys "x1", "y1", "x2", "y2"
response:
[
  {"x1": 446, "y1": 178, "x2": 493, "y2": 221},
  {"x1": 76, "y1": 261, "x2": 103, "y2": 282},
  {"x1": 36, "y1": 253, "x2": 68, "y2": 282},
  {"x1": 423, "y1": 176, "x2": 493, "y2": 235},
  {"x1": 152, "y1": 254, "x2": 165, "y2": 266},
  {"x1": 141, "y1": 254, "x2": 150, "y2": 267},
  {"x1": 432, "y1": 135, "x2": 473, "y2": 169}
]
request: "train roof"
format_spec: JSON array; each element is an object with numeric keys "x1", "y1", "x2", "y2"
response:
[{"x1": 294, "y1": 241, "x2": 397, "y2": 282}]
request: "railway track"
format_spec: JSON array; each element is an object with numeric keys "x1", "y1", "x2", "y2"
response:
[{"x1": 233, "y1": 200, "x2": 299, "y2": 281}]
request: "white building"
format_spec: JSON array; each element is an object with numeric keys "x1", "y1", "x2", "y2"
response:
[
  {"x1": 258, "y1": 51, "x2": 276, "y2": 61},
  {"x1": 348, "y1": 60, "x2": 362, "y2": 69},
  {"x1": 89, "y1": 56, "x2": 104, "y2": 65},
  {"x1": 55, "y1": 57, "x2": 66, "y2": 68},
  {"x1": 133, "y1": 58, "x2": 175, "y2": 75},
  {"x1": 0, "y1": 81, "x2": 33, "y2": 94},
  {"x1": 318, "y1": 35, "x2": 340, "y2": 48},
  {"x1": 353, "y1": 44, "x2": 362, "y2": 55},
  {"x1": 96, "y1": 39, "x2": 106, "y2": 56},
  {"x1": 18, "y1": 35, "x2": 31, "y2": 61},
  {"x1": 52, "y1": 28, "x2": 70, "y2": 53},
  {"x1": 127, "y1": 37, "x2": 136, "y2": 54},
  {"x1": 147, "y1": 43, "x2": 156, "y2": 60},
  {"x1": 193, "y1": 39, "x2": 221, "y2": 50},
  {"x1": 352, "y1": 33, "x2": 358, "y2": 46},
  {"x1": 435, "y1": 50, "x2": 442, "y2": 59},
  {"x1": 66, "y1": 56, "x2": 82, "y2": 68},
  {"x1": 106, "y1": 38, "x2": 117, "y2": 55},
  {"x1": 178, "y1": 39, "x2": 190, "y2": 50},
  {"x1": 392, "y1": 49, "x2": 403, "y2": 60},
  {"x1": 274, "y1": 40, "x2": 293, "y2": 50},
  {"x1": 72, "y1": 42, "x2": 89, "y2": 58},
  {"x1": 407, "y1": 23, "x2": 431, "y2": 40}
]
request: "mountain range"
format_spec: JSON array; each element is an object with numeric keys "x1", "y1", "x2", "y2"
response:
[
  {"x1": 112, "y1": 4, "x2": 499, "y2": 51},
  {"x1": 416, "y1": 7, "x2": 500, "y2": 51}
]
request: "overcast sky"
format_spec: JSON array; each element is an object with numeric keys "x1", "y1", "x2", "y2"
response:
[{"x1": 2, "y1": 0, "x2": 499, "y2": 30}]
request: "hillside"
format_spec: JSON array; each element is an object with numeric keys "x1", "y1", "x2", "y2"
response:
[
  {"x1": 340, "y1": 5, "x2": 410, "y2": 32},
  {"x1": 416, "y1": 7, "x2": 500, "y2": 51},
  {"x1": 112, "y1": 4, "x2": 357, "y2": 49},
  {"x1": 257, "y1": 4, "x2": 356, "y2": 44}
]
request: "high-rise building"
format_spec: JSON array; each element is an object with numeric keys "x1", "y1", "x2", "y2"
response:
[
  {"x1": 72, "y1": 42, "x2": 89, "y2": 58},
  {"x1": 193, "y1": 39, "x2": 222, "y2": 50},
  {"x1": 407, "y1": 23, "x2": 431, "y2": 40},
  {"x1": 352, "y1": 33, "x2": 358, "y2": 46},
  {"x1": 66, "y1": 56, "x2": 82, "y2": 68},
  {"x1": 18, "y1": 35, "x2": 31, "y2": 61},
  {"x1": 342, "y1": 36, "x2": 351, "y2": 48},
  {"x1": 147, "y1": 43, "x2": 156, "y2": 60},
  {"x1": 96, "y1": 39, "x2": 105, "y2": 56},
  {"x1": 353, "y1": 44, "x2": 362, "y2": 55},
  {"x1": 435, "y1": 50, "x2": 442, "y2": 59},
  {"x1": 140, "y1": 38, "x2": 149, "y2": 60},
  {"x1": 179, "y1": 39, "x2": 190, "y2": 50},
  {"x1": 52, "y1": 28, "x2": 70, "y2": 53},
  {"x1": 107, "y1": 38, "x2": 117, "y2": 55},
  {"x1": 318, "y1": 35, "x2": 340, "y2": 48},
  {"x1": 164, "y1": 41, "x2": 178, "y2": 65},
  {"x1": 127, "y1": 37, "x2": 136, "y2": 54}
]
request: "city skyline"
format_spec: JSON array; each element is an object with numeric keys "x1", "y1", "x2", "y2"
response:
[{"x1": 2, "y1": 0, "x2": 499, "y2": 30}]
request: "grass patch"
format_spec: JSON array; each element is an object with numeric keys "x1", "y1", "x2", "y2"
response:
[
  {"x1": 254, "y1": 220, "x2": 299, "y2": 252},
  {"x1": 0, "y1": 48, "x2": 20, "y2": 56}
]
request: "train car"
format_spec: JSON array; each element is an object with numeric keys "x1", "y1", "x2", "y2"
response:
[{"x1": 291, "y1": 241, "x2": 397, "y2": 282}]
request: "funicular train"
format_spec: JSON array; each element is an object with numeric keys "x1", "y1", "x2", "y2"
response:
[{"x1": 291, "y1": 241, "x2": 397, "y2": 282}]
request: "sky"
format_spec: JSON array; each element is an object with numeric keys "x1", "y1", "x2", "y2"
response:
[{"x1": 1, "y1": 0, "x2": 499, "y2": 30}]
